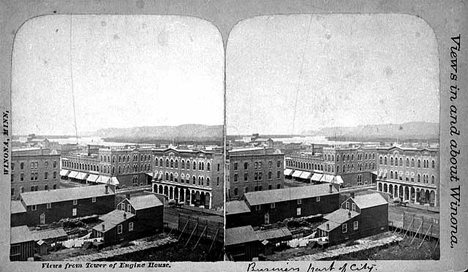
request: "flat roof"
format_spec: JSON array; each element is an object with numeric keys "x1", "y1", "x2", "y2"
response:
[
  {"x1": 244, "y1": 183, "x2": 339, "y2": 206},
  {"x1": 20, "y1": 185, "x2": 115, "y2": 206}
]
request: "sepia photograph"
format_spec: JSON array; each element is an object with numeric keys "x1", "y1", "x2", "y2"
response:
[
  {"x1": 10, "y1": 15, "x2": 224, "y2": 262},
  {"x1": 225, "y1": 14, "x2": 440, "y2": 261}
]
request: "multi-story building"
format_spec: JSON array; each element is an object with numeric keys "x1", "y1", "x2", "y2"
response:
[
  {"x1": 11, "y1": 148, "x2": 61, "y2": 199},
  {"x1": 375, "y1": 145, "x2": 439, "y2": 206},
  {"x1": 285, "y1": 145, "x2": 378, "y2": 188},
  {"x1": 61, "y1": 145, "x2": 154, "y2": 188},
  {"x1": 151, "y1": 147, "x2": 224, "y2": 209},
  {"x1": 226, "y1": 147, "x2": 285, "y2": 200}
]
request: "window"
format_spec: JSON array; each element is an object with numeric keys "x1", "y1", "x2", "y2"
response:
[
  {"x1": 277, "y1": 161, "x2": 281, "y2": 167},
  {"x1": 270, "y1": 203, "x2": 275, "y2": 209},
  {"x1": 47, "y1": 203, "x2": 51, "y2": 209},
  {"x1": 20, "y1": 162, "x2": 24, "y2": 169},
  {"x1": 353, "y1": 221, "x2": 359, "y2": 230},
  {"x1": 297, "y1": 207, "x2": 301, "y2": 216},
  {"x1": 234, "y1": 162, "x2": 238, "y2": 170},
  {"x1": 92, "y1": 197, "x2": 96, "y2": 203},
  {"x1": 346, "y1": 202, "x2": 350, "y2": 209},
  {"x1": 276, "y1": 171, "x2": 280, "y2": 179},
  {"x1": 432, "y1": 160, "x2": 435, "y2": 168},
  {"x1": 255, "y1": 205, "x2": 261, "y2": 211},
  {"x1": 129, "y1": 222, "x2": 134, "y2": 231},
  {"x1": 45, "y1": 172, "x2": 48, "y2": 179},
  {"x1": 72, "y1": 208, "x2": 77, "y2": 216},
  {"x1": 117, "y1": 224, "x2": 123, "y2": 234},
  {"x1": 244, "y1": 173, "x2": 248, "y2": 181},
  {"x1": 20, "y1": 173, "x2": 24, "y2": 181},
  {"x1": 277, "y1": 184, "x2": 281, "y2": 189},
  {"x1": 342, "y1": 223, "x2": 347, "y2": 233},
  {"x1": 234, "y1": 188, "x2": 238, "y2": 196},
  {"x1": 73, "y1": 199, "x2": 78, "y2": 205},
  {"x1": 244, "y1": 162, "x2": 248, "y2": 170},
  {"x1": 31, "y1": 205, "x2": 37, "y2": 211},
  {"x1": 431, "y1": 175, "x2": 435, "y2": 184},
  {"x1": 352, "y1": 203, "x2": 356, "y2": 211},
  {"x1": 127, "y1": 204, "x2": 132, "y2": 213},
  {"x1": 316, "y1": 196, "x2": 320, "y2": 202},
  {"x1": 297, "y1": 199, "x2": 302, "y2": 205}
]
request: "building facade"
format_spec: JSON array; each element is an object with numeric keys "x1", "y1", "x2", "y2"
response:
[
  {"x1": 285, "y1": 145, "x2": 378, "y2": 187},
  {"x1": 151, "y1": 148, "x2": 224, "y2": 209},
  {"x1": 11, "y1": 148, "x2": 61, "y2": 199},
  {"x1": 376, "y1": 146, "x2": 439, "y2": 206},
  {"x1": 227, "y1": 147, "x2": 285, "y2": 200}
]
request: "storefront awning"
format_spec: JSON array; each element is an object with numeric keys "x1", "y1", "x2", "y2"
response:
[
  {"x1": 95, "y1": 175, "x2": 110, "y2": 184},
  {"x1": 292, "y1": 171, "x2": 303, "y2": 178},
  {"x1": 299, "y1": 171, "x2": 312, "y2": 180},
  {"x1": 284, "y1": 169, "x2": 294, "y2": 176},
  {"x1": 86, "y1": 174, "x2": 99, "y2": 183},
  {"x1": 320, "y1": 174, "x2": 334, "y2": 183},
  {"x1": 331, "y1": 175, "x2": 344, "y2": 184},
  {"x1": 75, "y1": 172, "x2": 89, "y2": 180},
  {"x1": 311, "y1": 173, "x2": 323, "y2": 182},
  {"x1": 109, "y1": 177, "x2": 119, "y2": 185},
  {"x1": 60, "y1": 170, "x2": 70, "y2": 176},
  {"x1": 146, "y1": 172, "x2": 154, "y2": 177},
  {"x1": 68, "y1": 171, "x2": 79, "y2": 179}
]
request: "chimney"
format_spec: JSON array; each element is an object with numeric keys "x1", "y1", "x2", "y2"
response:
[
  {"x1": 326, "y1": 223, "x2": 329, "y2": 230},
  {"x1": 329, "y1": 184, "x2": 333, "y2": 193},
  {"x1": 123, "y1": 213, "x2": 127, "y2": 219},
  {"x1": 126, "y1": 193, "x2": 130, "y2": 200},
  {"x1": 351, "y1": 192, "x2": 355, "y2": 198},
  {"x1": 105, "y1": 185, "x2": 109, "y2": 194},
  {"x1": 348, "y1": 211, "x2": 351, "y2": 218},
  {"x1": 102, "y1": 224, "x2": 105, "y2": 231}
]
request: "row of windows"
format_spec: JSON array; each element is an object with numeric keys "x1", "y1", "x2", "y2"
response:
[
  {"x1": 162, "y1": 172, "x2": 219, "y2": 187},
  {"x1": 379, "y1": 156, "x2": 436, "y2": 169},
  {"x1": 233, "y1": 171, "x2": 281, "y2": 182},
  {"x1": 336, "y1": 152, "x2": 375, "y2": 162},
  {"x1": 233, "y1": 161, "x2": 281, "y2": 171},
  {"x1": 12, "y1": 171, "x2": 58, "y2": 182},
  {"x1": 155, "y1": 158, "x2": 214, "y2": 171},
  {"x1": 13, "y1": 160, "x2": 58, "y2": 170},
  {"x1": 63, "y1": 161, "x2": 99, "y2": 172},
  {"x1": 101, "y1": 154, "x2": 152, "y2": 163},
  {"x1": 252, "y1": 197, "x2": 320, "y2": 211},
  {"x1": 12, "y1": 184, "x2": 58, "y2": 196},
  {"x1": 286, "y1": 160, "x2": 324, "y2": 171}
]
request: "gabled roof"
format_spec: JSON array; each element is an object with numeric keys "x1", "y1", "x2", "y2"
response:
[
  {"x1": 20, "y1": 185, "x2": 115, "y2": 206},
  {"x1": 318, "y1": 209, "x2": 359, "y2": 231},
  {"x1": 225, "y1": 225, "x2": 259, "y2": 246},
  {"x1": 226, "y1": 201, "x2": 251, "y2": 215},
  {"x1": 11, "y1": 201, "x2": 26, "y2": 214},
  {"x1": 244, "y1": 183, "x2": 339, "y2": 206},
  {"x1": 128, "y1": 194, "x2": 163, "y2": 210},
  {"x1": 31, "y1": 228, "x2": 67, "y2": 241},
  {"x1": 351, "y1": 193, "x2": 388, "y2": 209},
  {"x1": 93, "y1": 210, "x2": 135, "y2": 233},
  {"x1": 11, "y1": 225, "x2": 34, "y2": 244}
]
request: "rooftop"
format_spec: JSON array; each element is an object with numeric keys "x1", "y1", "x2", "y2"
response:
[
  {"x1": 128, "y1": 194, "x2": 163, "y2": 210},
  {"x1": 31, "y1": 228, "x2": 68, "y2": 241},
  {"x1": 11, "y1": 201, "x2": 26, "y2": 214},
  {"x1": 226, "y1": 201, "x2": 251, "y2": 215},
  {"x1": 324, "y1": 208, "x2": 359, "y2": 224},
  {"x1": 93, "y1": 210, "x2": 135, "y2": 233},
  {"x1": 225, "y1": 225, "x2": 259, "y2": 246},
  {"x1": 11, "y1": 225, "x2": 34, "y2": 244},
  {"x1": 20, "y1": 185, "x2": 115, "y2": 206},
  {"x1": 244, "y1": 183, "x2": 339, "y2": 206},
  {"x1": 351, "y1": 193, "x2": 388, "y2": 209},
  {"x1": 255, "y1": 228, "x2": 292, "y2": 241}
]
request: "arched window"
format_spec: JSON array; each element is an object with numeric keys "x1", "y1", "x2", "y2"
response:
[
  {"x1": 193, "y1": 176, "x2": 196, "y2": 184},
  {"x1": 53, "y1": 184, "x2": 57, "y2": 189},
  {"x1": 53, "y1": 171, "x2": 57, "y2": 179},
  {"x1": 268, "y1": 172, "x2": 272, "y2": 179},
  {"x1": 390, "y1": 157, "x2": 393, "y2": 165},
  {"x1": 186, "y1": 160, "x2": 190, "y2": 169},
  {"x1": 337, "y1": 165, "x2": 340, "y2": 172},
  {"x1": 181, "y1": 160, "x2": 185, "y2": 169},
  {"x1": 417, "y1": 159, "x2": 421, "y2": 168},
  {"x1": 170, "y1": 160, "x2": 174, "y2": 168},
  {"x1": 337, "y1": 155, "x2": 340, "y2": 162},
  {"x1": 431, "y1": 175, "x2": 435, "y2": 184},
  {"x1": 417, "y1": 174, "x2": 421, "y2": 182},
  {"x1": 165, "y1": 173, "x2": 169, "y2": 180},
  {"x1": 193, "y1": 162, "x2": 197, "y2": 170},
  {"x1": 207, "y1": 162, "x2": 211, "y2": 171},
  {"x1": 380, "y1": 156, "x2": 383, "y2": 164},
  {"x1": 170, "y1": 173, "x2": 173, "y2": 181},
  {"x1": 166, "y1": 159, "x2": 169, "y2": 167},
  {"x1": 160, "y1": 159, "x2": 163, "y2": 166},
  {"x1": 390, "y1": 171, "x2": 393, "y2": 179},
  {"x1": 175, "y1": 160, "x2": 178, "y2": 168},
  {"x1": 234, "y1": 174, "x2": 238, "y2": 182},
  {"x1": 206, "y1": 178, "x2": 210, "y2": 186},
  {"x1": 384, "y1": 157, "x2": 387, "y2": 165},
  {"x1": 432, "y1": 160, "x2": 435, "y2": 168}
]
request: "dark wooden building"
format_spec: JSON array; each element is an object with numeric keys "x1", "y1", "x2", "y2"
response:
[
  {"x1": 225, "y1": 225, "x2": 260, "y2": 261},
  {"x1": 10, "y1": 225, "x2": 35, "y2": 261},
  {"x1": 317, "y1": 192, "x2": 388, "y2": 245},
  {"x1": 225, "y1": 200, "x2": 252, "y2": 228},
  {"x1": 92, "y1": 194, "x2": 163, "y2": 246},
  {"x1": 243, "y1": 183, "x2": 340, "y2": 226},
  {"x1": 11, "y1": 184, "x2": 116, "y2": 227}
]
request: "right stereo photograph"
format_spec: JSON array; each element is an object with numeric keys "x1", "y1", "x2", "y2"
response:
[{"x1": 224, "y1": 14, "x2": 440, "y2": 261}]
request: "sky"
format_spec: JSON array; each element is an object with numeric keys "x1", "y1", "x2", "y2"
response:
[
  {"x1": 226, "y1": 14, "x2": 440, "y2": 135},
  {"x1": 12, "y1": 15, "x2": 224, "y2": 136}
]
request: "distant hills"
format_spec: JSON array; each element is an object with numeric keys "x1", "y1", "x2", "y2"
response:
[
  {"x1": 92, "y1": 124, "x2": 223, "y2": 142},
  {"x1": 301, "y1": 122, "x2": 439, "y2": 141}
]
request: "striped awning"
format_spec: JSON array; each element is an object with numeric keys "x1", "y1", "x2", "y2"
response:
[
  {"x1": 95, "y1": 175, "x2": 110, "y2": 184},
  {"x1": 68, "y1": 171, "x2": 79, "y2": 179},
  {"x1": 75, "y1": 172, "x2": 89, "y2": 180},
  {"x1": 284, "y1": 169, "x2": 294, "y2": 176},
  {"x1": 86, "y1": 174, "x2": 99, "y2": 183},
  {"x1": 60, "y1": 169, "x2": 70, "y2": 176},
  {"x1": 299, "y1": 171, "x2": 312, "y2": 179},
  {"x1": 292, "y1": 171, "x2": 303, "y2": 178},
  {"x1": 311, "y1": 173, "x2": 323, "y2": 182}
]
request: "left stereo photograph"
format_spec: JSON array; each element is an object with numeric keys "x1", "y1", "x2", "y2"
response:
[{"x1": 9, "y1": 15, "x2": 225, "y2": 262}]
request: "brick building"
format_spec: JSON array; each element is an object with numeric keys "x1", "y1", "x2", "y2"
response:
[
  {"x1": 11, "y1": 148, "x2": 61, "y2": 199},
  {"x1": 376, "y1": 145, "x2": 439, "y2": 206},
  {"x1": 151, "y1": 148, "x2": 224, "y2": 209},
  {"x1": 227, "y1": 147, "x2": 285, "y2": 200},
  {"x1": 11, "y1": 185, "x2": 115, "y2": 227}
]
